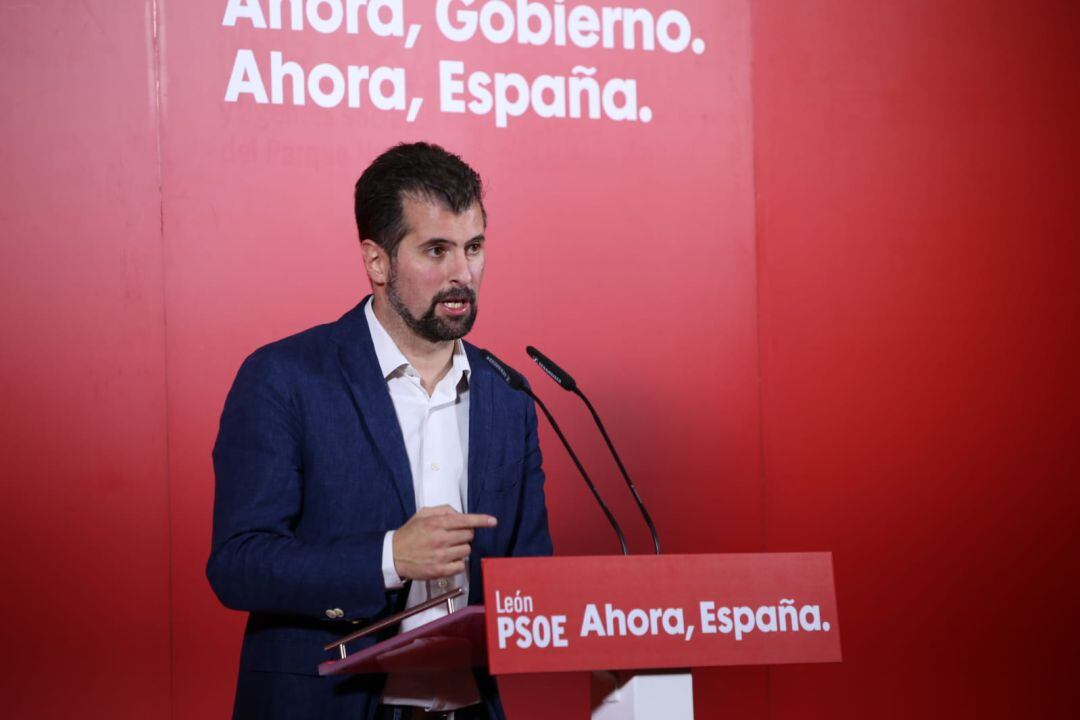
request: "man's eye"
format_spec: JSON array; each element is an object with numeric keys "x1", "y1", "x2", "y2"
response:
[
  {"x1": 427, "y1": 246, "x2": 446, "y2": 257},
  {"x1": 466, "y1": 243, "x2": 483, "y2": 254}
]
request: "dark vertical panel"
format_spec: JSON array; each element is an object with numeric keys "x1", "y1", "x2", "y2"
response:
[
  {"x1": 753, "y1": 0, "x2": 1078, "y2": 716},
  {"x1": 0, "y1": 1, "x2": 170, "y2": 717}
]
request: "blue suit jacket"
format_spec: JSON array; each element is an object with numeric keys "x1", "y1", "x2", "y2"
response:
[{"x1": 208, "y1": 298, "x2": 552, "y2": 719}]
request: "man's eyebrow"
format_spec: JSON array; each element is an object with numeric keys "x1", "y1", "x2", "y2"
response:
[
  {"x1": 417, "y1": 237, "x2": 452, "y2": 248},
  {"x1": 417, "y1": 235, "x2": 485, "y2": 247}
]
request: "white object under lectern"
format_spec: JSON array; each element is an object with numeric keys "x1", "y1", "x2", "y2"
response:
[{"x1": 591, "y1": 670, "x2": 694, "y2": 720}]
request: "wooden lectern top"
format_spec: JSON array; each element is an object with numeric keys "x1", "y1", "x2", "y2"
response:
[{"x1": 319, "y1": 605, "x2": 487, "y2": 676}]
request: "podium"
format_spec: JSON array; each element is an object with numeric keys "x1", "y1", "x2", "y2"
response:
[{"x1": 319, "y1": 553, "x2": 841, "y2": 719}]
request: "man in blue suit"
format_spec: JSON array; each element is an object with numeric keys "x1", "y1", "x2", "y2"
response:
[{"x1": 208, "y1": 142, "x2": 552, "y2": 719}]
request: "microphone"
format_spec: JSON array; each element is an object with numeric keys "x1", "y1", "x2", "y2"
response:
[
  {"x1": 481, "y1": 348, "x2": 528, "y2": 391},
  {"x1": 526, "y1": 346, "x2": 662, "y2": 555},
  {"x1": 481, "y1": 350, "x2": 629, "y2": 555}
]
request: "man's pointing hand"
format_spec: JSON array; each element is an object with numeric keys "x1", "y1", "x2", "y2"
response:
[{"x1": 392, "y1": 505, "x2": 497, "y2": 581}]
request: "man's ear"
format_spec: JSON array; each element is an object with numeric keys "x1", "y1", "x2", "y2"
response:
[{"x1": 361, "y1": 239, "x2": 389, "y2": 286}]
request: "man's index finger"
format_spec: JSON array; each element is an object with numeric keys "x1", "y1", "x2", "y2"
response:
[{"x1": 444, "y1": 513, "x2": 498, "y2": 529}]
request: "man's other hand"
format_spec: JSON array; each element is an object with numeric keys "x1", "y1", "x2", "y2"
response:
[{"x1": 392, "y1": 505, "x2": 497, "y2": 581}]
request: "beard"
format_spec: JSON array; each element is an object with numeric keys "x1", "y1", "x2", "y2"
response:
[{"x1": 386, "y1": 266, "x2": 478, "y2": 343}]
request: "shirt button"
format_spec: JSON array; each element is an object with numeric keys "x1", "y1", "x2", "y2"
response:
[
  {"x1": 431, "y1": 462, "x2": 440, "y2": 471},
  {"x1": 437, "y1": 578, "x2": 448, "y2": 590}
]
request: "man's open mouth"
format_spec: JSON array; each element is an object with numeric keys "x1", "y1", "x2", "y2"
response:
[{"x1": 440, "y1": 300, "x2": 471, "y2": 315}]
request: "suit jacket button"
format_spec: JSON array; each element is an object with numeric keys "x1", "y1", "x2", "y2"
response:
[
  {"x1": 325, "y1": 609, "x2": 337, "y2": 619},
  {"x1": 334, "y1": 608, "x2": 345, "y2": 619}
]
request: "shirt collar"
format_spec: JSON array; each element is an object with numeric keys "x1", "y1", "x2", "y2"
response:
[{"x1": 365, "y1": 297, "x2": 471, "y2": 386}]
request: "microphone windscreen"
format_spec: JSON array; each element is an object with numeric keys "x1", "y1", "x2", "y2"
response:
[
  {"x1": 526, "y1": 345, "x2": 577, "y2": 391},
  {"x1": 481, "y1": 349, "x2": 526, "y2": 391}
]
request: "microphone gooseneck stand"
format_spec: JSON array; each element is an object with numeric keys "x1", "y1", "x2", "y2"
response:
[
  {"x1": 481, "y1": 350, "x2": 629, "y2": 556},
  {"x1": 526, "y1": 345, "x2": 662, "y2": 555}
]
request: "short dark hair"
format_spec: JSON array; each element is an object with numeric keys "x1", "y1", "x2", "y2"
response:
[{"x1": 354, "y1": 142, "x2": 485, "y2": 256}]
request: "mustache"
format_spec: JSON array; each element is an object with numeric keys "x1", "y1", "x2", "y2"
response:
[{"x1": 432, "y1": 287, "x2": 477, "y2": 304}]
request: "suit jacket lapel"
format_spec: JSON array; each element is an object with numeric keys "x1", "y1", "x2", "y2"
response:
[
  {"x1": 465, "y1": 343, "x2": 492, "y2": 514},
  {"x1": 332, "y1": 297, "x2": 416, "y2": 519}
]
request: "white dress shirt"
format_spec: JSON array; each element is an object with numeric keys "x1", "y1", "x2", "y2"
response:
[{"x1": 365, "y1": 299, "x2": 480, "y2": 711}]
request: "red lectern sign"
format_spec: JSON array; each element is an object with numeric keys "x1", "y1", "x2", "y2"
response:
[{"x1": 482, "y1": 553, "x2": 840, "y2": 674}]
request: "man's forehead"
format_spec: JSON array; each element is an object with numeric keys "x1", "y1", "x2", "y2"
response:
[{"x1": 400, "y1": 194, "x2": 486, "y2": 236}]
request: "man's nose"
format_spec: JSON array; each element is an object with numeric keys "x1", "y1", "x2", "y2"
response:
[{"x1": 447, "y1": 247, "x2": 473, "y2": 285}]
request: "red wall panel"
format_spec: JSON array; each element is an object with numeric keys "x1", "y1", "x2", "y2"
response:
[
  {"x1": 157, "y1": 2, "x2": 762, "y2": 717},
  {"x1": 752, "y1": 1, "x2": 1079, "y2": 717},
  {"x1": 0, "y1": 2, "x2": 171, "y2": 717},
  {"x1": 5, "y1": 1, "x2": 1075, "y2": 717}
]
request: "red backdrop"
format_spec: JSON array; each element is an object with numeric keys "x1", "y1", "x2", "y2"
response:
[
  {"x1": 1, "y1": 1, "x2": 1075, "y2": 718},
  {"x1": 754, "y1": 2, "x2": 1078, "y2": 716}
]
